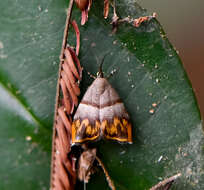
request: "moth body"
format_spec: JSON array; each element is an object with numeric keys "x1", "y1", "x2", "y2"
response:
[{"x1": 72, "y1": 75, "x2": 132, "y2": 144}]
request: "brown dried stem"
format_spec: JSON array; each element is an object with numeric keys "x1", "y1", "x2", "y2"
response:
[
  {"x1": 71, "y1": 20, "x2": 80, "y2": 56},
  {"x1": 110, "y1": 1, "x2": 156, "y2": 33},
  {"x1": 104, "y1": 0, "x2": 109, "y2": 19},
  {"x1": 150, "y1": 173, "x2": 181, "y2": 190},
  {"x1": 50, "y1": 0, "x2": 82, "y2": 189},
  {"x1": 96, "y1": 156, "x2": 116, "y2": 190}
]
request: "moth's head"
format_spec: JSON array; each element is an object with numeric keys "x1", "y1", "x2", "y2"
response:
[{"x1": 96, "y1": 70, "x2": 104, "y2": 78}]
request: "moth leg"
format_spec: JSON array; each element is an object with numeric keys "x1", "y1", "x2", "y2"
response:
[{"x1": 87, "y1": 71, "x2": 96, "y2": 79}]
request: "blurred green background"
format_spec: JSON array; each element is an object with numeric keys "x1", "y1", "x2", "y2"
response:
[{"x1": 138, "y1": 0, "x2": 204, "y2": 118}]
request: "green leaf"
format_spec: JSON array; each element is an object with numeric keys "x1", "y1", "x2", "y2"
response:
[{"x1": 0, "y1": 0, "x2": 203, "y2": 190}]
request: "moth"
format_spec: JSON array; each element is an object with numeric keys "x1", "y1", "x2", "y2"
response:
[{"x1": 72, "y1": 62, "x2": 133, "y2": 145}]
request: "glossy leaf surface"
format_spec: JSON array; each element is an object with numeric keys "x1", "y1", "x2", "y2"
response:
[{"x1": 0, "y1": 0, "x2": 203, "y2": 189}]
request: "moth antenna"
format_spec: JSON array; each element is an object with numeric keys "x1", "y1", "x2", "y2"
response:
[
  {"x1": 96, "y1": 156, "x2": 116, "y2": 190},
  {"x1": 97, "y1": 53, "x2": 109, "y2": 78}
]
